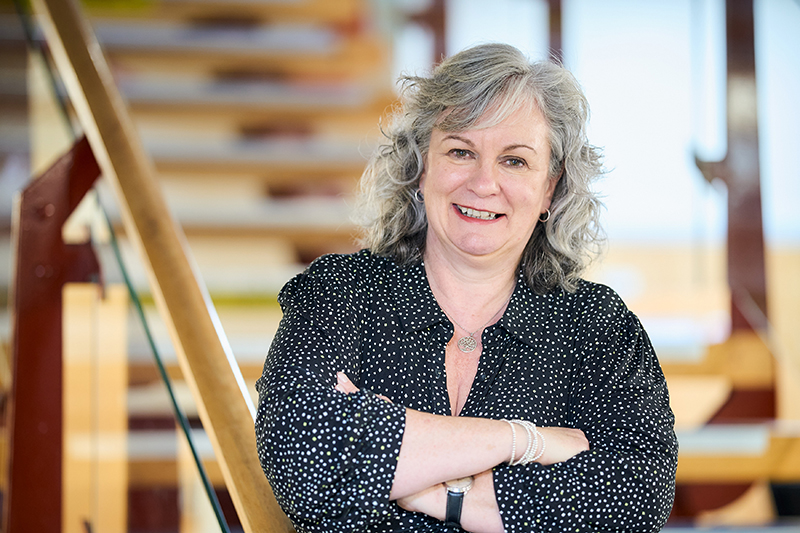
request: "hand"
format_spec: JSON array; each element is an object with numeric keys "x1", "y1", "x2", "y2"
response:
[
  {"x1": 397, "y1": 471, "x2": 504, "y2": 533},
  {"x1": 334, "y1": 372, "x2": 358, "y2": 394},
  {"x1": 535, "y1": 426, "x2": 589, "y2": 465},
  {"x1": 334, "y1": 372, "x2": 392, "y2": 403},
  {"x1": 396, "y1": 482, "x2": 445, "y2": 518}
]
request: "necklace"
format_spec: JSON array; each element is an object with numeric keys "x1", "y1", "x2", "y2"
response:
[{"x1": 441, "y1": 295, "x2": 512, "y2": 353}]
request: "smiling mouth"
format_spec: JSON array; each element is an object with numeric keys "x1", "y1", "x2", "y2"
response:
[{"x1": 455, "y1": 204, "x2": 503, "y2": 220}]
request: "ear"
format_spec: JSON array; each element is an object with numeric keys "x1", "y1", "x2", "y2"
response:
[
  {"x1": 541, "y1": 173, "x2": 559, "y2": 212},
  {"x1": 418, "y1": 154, "x2": 428, "y2": 191}
]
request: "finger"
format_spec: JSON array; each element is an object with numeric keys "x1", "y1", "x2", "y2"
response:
[
  {"x1": 335, "y1": 372, "x2": 359, "y2": 394},
  {"x1": 537, "y1": 427, "x2": 589, "y2": 465}
]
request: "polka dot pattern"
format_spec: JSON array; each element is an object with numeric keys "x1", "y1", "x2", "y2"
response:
[{"x1": 255, "y1": 250, "x2": 677, "y2": 532}]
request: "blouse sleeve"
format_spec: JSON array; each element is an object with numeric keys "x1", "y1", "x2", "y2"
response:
[
  {"x1": 492, "y1": 290, "x2": 678, "y2": 532},
  {"x1": 254, "y1": 256, "x2": 406, "y2": 532}
]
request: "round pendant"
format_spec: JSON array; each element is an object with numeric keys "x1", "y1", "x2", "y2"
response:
[{"x1": 457, "y1": 335, "x2": 477, "y2": 352}]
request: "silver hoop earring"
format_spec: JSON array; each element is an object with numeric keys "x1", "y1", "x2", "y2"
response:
[
  {"x1": 414, "y1": 189, "x2": 424, "y2": 203},
  {"x1": 538, "y1": 209, "x2": 551, "y2": 223}
]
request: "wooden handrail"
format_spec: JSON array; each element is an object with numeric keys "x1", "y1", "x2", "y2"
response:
[{"x1": 31, "y1": 0, "x2": 292, "y2": 531}]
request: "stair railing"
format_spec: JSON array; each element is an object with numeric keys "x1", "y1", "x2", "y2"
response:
[{"x1": 27, "y1": 0, "x2": 293, "y2": 530}]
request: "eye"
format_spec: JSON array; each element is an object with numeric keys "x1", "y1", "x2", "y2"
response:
[
  {"x1": 503, "y1": 157, "x2": 528, "y2": 168},
  {"x1": 448, "y1": 148, "x2": 473, "y2": 159}
]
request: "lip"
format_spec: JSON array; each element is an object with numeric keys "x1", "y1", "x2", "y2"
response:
[{"x1": 453, "y1": 203, "x2": 504, "y2": 222}]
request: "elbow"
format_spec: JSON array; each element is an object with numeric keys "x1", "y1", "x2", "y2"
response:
[
  {"x1": 255, "y1": 388, "x2": 328, "y2": 519},
  {"x1": 255, "y1": 369, "x2": 405, "y2": 525},
  {"x1": 587, "y1": 449, "x2": 677, "y2": 532},
  {"x1": 255, "y1": 381, "x2": 403, "y2": 522},
  {"x1": 254, "y1": 367, "x2": 340, "y2": 517},
  {"x1": 635, "y1": 480, "x2": 676, "y2": 532},
  {"x1": 586, "y1": 483, "x2": 675, "y2": 533},
  {"x1": 624, "y1": 451, "x2": 677, "y2": 531},
  {"x1": 621, "y1": 465, "x2": 677, "y2": 532}
]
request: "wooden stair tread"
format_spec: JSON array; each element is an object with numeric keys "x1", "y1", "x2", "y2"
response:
[
  {"x1": 661, "y1": 331, "x2": 774, "y2": 388},
  {"x1": 93, "y1": 20, "x2": 339, "y2": 53},
  {"x1": 145, "y1": 138, "x2": 368, "y2": 180},
  {"x1": 120, "y1": 76, "x2": 394, "y2": 121},
  {"x1": 145, "y1": 136, "x2": 366, "y2": 164},
  {"x1": 93, "y1": 19, "x2": 387, "y2": 76},
  {"x1": 676, "y1": 423, "x2": 800, "y2": 483},
  {"x1": 105, "y1": 196, "x2": 357, "y2": 230},
  {"x1": 86, "y1": 0, "x2": 365, "y2": 25},
  {"x1": 666, "y1": 375, "x2": 732, "y2": 431},
  {"x1": 105, "y1": 40, "x2": 386, "y2": 77}
]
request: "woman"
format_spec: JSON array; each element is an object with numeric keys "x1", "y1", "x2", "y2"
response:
[{"x1": 256, "y1": 43, "x2": 677, "y2": 532}]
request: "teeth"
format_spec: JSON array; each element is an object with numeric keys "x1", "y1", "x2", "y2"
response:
[{"x1": 457, "y1": 205, "x2": 499, "y2": 220}]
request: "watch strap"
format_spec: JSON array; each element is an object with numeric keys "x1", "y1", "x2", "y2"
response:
[{"x1": 445, "y1": 489, "x2": 465, "y2": 528}]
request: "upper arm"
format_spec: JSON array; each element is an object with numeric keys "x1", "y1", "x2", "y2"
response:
[{"x1": 254, "y1": 255, "x2": 407, "y2": 531}]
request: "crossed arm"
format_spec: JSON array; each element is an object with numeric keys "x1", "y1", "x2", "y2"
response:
[
  {"x1": 257, "y1": 264, "x2": 677, "y2": 532},
  {"x1": 335, "y1": 372, "x2": 590, "y2": 533}
]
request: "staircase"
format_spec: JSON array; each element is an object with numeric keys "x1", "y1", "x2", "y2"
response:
[
  {"x1": 98, "y1": 1, "x2": 395, "y2": 529},
  {"x1": 6, "y1": 0, "x2": 398, "y2": 530},
  {"x1": 91, "y1": 0, "x2": 394, "y2": 269}
]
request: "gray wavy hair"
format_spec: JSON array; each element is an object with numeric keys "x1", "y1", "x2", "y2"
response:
[{"x1": 356, "y1": 42, "x2": 604, "y2": 293}]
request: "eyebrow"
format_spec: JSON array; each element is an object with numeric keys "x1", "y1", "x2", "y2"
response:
[
  {"x1": 503, "y1": 143, "x2": 538, "y2": 154},
  {"x1": 442, "y1": 134, "x2": 474, "y2": 146},
  {"x1": 442, "y1": 134, "x2": 537, "y2": 154}
]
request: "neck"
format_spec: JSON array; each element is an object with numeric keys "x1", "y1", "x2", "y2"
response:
[{"x1": 423, "y1": 247, "x2": 518, "y2": 330}]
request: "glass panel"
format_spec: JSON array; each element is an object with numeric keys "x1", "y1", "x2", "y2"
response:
[
  {"x1": 95, "y1": 204, "x2": 231, "y2": 533},
  {"x1": 2, "y1": 2, "x2": 236, "y2": 530}
]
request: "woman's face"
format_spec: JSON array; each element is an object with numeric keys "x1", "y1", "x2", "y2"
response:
[{"x1": 420, "y1": 105, "x2": 557, "y2": 266}]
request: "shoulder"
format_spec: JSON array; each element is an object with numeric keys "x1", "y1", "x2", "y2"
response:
[
  {"x1": 571, "y1": 279, "x2": 628, "y2": 313},
  {"x1": 305, "y1": 249, "x2": 394, "y2": 274},
  {"x1": 279, "y1": 250, "x2": 399, "y2": 308},
  {"x1": 545, "y1": 279, "x2": 633, "y2": 329},
  {"x1": 564, "y1": 280, "x2": 652, "y2": 352},
  {"x1": 302, "y1": 249, "x2": 402, "y2": 288}
]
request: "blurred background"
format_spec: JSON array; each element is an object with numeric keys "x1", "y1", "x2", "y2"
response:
[{"x1": 0, "y1": 0, "x2": 798, "y2": 531}]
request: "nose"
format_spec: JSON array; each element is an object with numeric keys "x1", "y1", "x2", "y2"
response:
[{"x1": 467, "y1": 160, "x2": 500, "y2": 197}]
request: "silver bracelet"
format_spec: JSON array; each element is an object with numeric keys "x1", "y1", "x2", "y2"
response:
[
  {"x1": 502, "y1": 419, "x2": 517, "y2": 465},
  {"x1": 505, "y1": 419, "x2": 546, "y2": 466},
  {"x1": 518, "y1": 421, "x2": 537, "y2": 464},
  {"x1": 531, "y1": 426, "x2": 546, "y2": 462}
]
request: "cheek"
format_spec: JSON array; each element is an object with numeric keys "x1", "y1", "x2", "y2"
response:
[
  {"x1": 436, "y1": 162, "x2": 472, "y2": 191},
  {"x1": 421, "y1": 163, "x2": 450, "y2": 195}
]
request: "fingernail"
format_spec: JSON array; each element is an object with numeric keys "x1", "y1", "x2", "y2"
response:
[{"x1": 337, "y1": 372, "x2": 348, "y2": 384}]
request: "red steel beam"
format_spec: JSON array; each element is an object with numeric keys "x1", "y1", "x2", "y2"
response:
[{"x1": 5, "y1": 136, "x2": 101, "y2": 533}]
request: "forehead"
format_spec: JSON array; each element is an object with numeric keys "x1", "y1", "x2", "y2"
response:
[{"x1": 432, "y1": 103, "x2": 549, "y2": 146}]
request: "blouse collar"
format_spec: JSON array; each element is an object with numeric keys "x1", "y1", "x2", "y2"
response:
[{"x1": 394, "y1": 259, "x2": 559, "y2": 347}]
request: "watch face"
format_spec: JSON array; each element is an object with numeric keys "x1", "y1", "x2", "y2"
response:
[{"x1": 446, "y1": 476, "x2": 474, "y2": 492}]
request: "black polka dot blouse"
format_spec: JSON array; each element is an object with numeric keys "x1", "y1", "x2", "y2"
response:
[{"x1": 255, "y1": 250, "x2": 677, "y2": 532}]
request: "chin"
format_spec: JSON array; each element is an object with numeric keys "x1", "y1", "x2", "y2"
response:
[
  {"x1": 455, "y1": 237, "x2": 528, "y2": 261},
  {"x1": 456, "y1": 242, "x2": 502, "y2": 258}
]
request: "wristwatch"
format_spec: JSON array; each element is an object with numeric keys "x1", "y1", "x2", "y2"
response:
[{"x1": 444, "y1": 476, "x2": 474, "y2": 528}]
